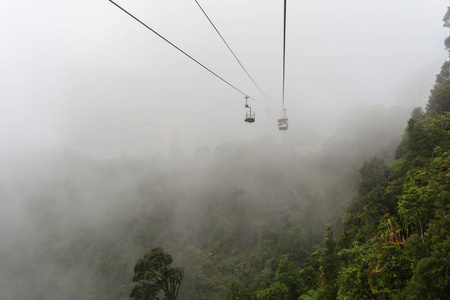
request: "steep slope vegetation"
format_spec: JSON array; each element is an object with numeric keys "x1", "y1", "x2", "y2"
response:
[{"x1": 264, "y1": 31, "x2": 450, "y2": 300}]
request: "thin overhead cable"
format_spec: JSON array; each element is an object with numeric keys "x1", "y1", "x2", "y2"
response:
[
  {"x1": 282, "y1": 0, "x2": 287, "y2": 110},
  {"x1": 194, "y1": 0, "x2": 271, "y2": 102},
  {"x1": 109, "y1": 0, "x2": 261, "y2": 102}
]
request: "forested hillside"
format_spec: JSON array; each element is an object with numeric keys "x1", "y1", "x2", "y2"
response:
[
  {"x1": 271, "y1": 111, "x2": 449, "y2": 299},
  {"x1": 248, "y1": 13, "x2": 450, "y2": 299}
]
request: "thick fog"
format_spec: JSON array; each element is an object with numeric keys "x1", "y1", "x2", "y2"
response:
[
  {"x1": 1, "y1": 0, "x2": 447, "y2": 157},
  {"x1": 1, "y1": 0, "x2": 449, "y2": 299}
]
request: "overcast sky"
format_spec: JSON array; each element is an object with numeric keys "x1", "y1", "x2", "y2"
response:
[{"x1": 1, "y1": 0, "x2": 448, "y2": 157}]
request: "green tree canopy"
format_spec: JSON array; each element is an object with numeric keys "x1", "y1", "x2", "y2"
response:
[
  {"x1": 435, "y1": 61, "x2": 450, "y2": 87},
  {"x1": 130, "y1": 247, "x2": 184, "y2": 300},
  {"x1": 427, "y1": 83, "x2": 450, "y2": 114}
]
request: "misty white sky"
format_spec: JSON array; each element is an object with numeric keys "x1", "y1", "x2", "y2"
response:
[{"x1": 1, "y1": 0, "x2": 448, "y2": 157}]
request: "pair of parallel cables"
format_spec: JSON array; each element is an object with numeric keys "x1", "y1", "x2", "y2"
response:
[{"x1": 108, "y1": 0, "x2": 288, "y2": 111}]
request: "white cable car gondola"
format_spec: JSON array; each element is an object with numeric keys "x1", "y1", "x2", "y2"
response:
[
  {"x1": 278, "y1": 109, "x2": 288, "y2": 130},
  {"x1": 278, "y1": 117, "x2": 288, "y2": 130}
]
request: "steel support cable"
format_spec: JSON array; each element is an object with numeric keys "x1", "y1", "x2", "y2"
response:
[
  {"x1": 282, "y1": 0, "x2": 287, "y2": 110},
  {"x1": 194, "y1": 0, "x2": 271, "y2": 102},
  {"x1": 109, "y1": 0, "x2": 261, "y2": 102}
]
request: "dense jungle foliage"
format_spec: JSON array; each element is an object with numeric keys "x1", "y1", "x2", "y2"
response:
[{"x1": 259, "y1": 112, "x2": 449, "y2": 300}]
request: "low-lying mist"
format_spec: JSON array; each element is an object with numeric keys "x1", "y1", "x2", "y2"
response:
[{"x1": 0, "y1": 102, "x2": 414, "y2": 299}]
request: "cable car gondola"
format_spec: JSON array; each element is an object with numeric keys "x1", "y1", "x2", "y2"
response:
[
  {"x1": 244, "y1": 96, "x2": 255, "y2": 123},
  {"x1": 277, "y1": 109, "x2": 288, "y2": 130},
  {"x1": 278, "y1": 117, "x2": 288, "y2": 130},
  {"x1": 245, "y1": 109, "x2": 255, "y2": 123}
]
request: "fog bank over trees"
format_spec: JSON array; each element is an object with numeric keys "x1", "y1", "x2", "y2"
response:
[{"x1": 0, "y1": 101, "x2": 414, "y2": 299}]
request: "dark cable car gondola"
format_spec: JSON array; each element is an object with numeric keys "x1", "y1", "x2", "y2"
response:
[
  {"x1": 278, "y1": 109, "x2": 288, "y2": 130},
  {"x1": 244, "y1": 96, "x2": 255, "y2": 123},
  {"x1": 246, "y1": 108, "x2": 255, "y2": 123}
]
